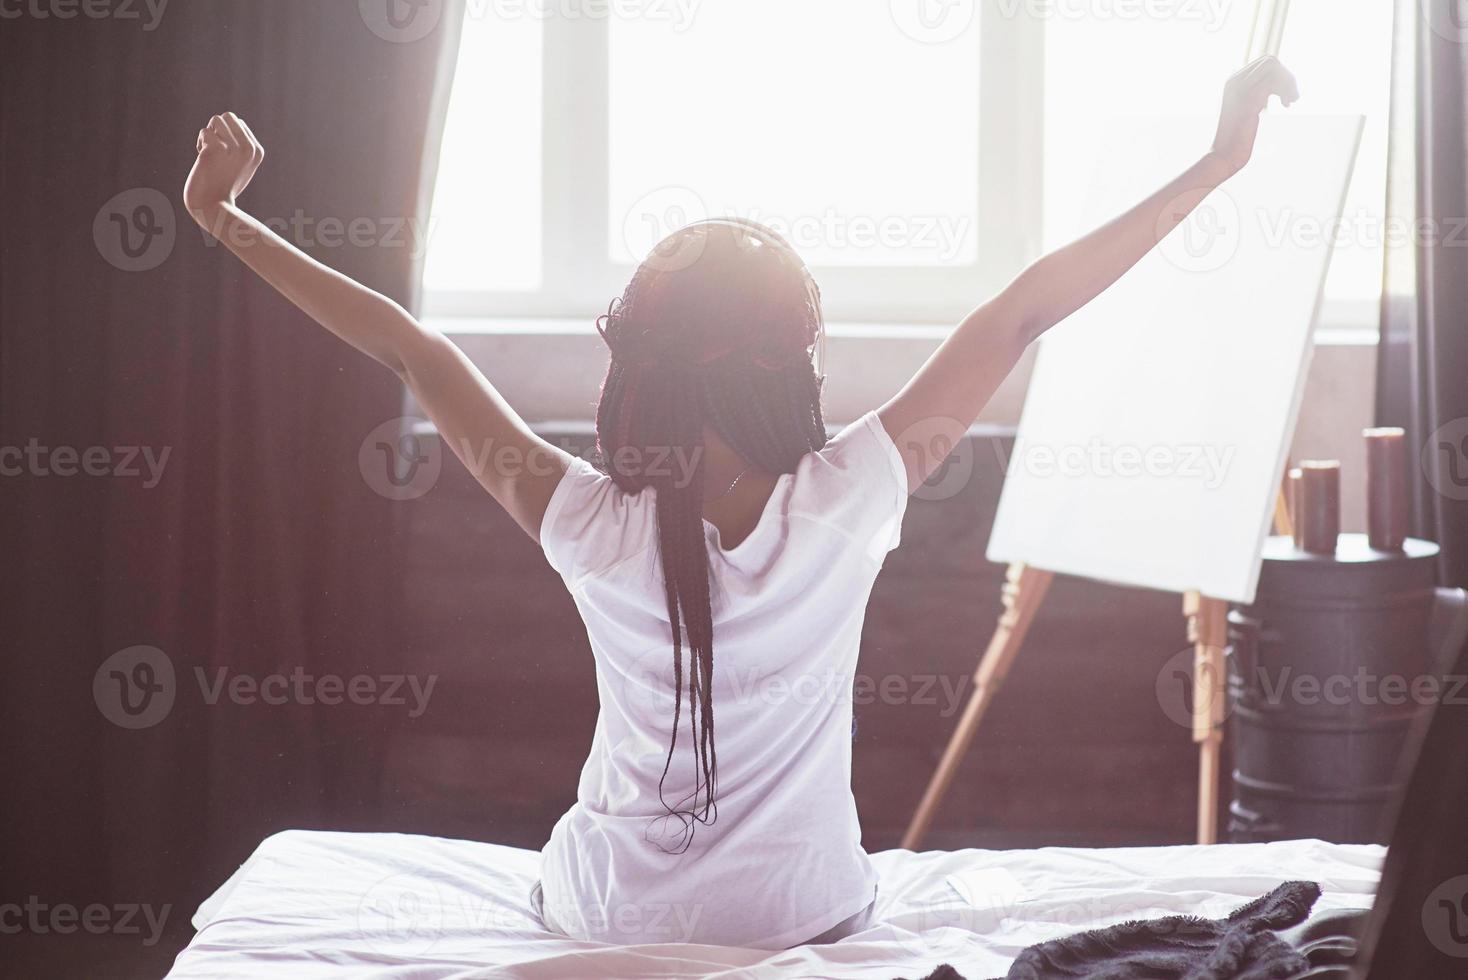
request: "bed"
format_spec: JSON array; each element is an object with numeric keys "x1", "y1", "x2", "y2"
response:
[{"x1": 166, "y1": 831, "x2": 1383, "y2": 978}]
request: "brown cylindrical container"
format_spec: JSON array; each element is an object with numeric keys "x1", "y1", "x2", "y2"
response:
[
  {"x1": 1365, "y1": 427, "x2": 1407, "y2": 552},
  {"x1": 1296, "y1": 460, "x2": 1341, "y2": 555}
]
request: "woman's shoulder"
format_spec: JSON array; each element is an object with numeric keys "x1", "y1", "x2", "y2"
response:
[
  {"x1": 792, "y1": 412, "x2": 907, "y2": 501},
  {"x1": 539, "y1": 455, "x2": 659, "y2": 586}
]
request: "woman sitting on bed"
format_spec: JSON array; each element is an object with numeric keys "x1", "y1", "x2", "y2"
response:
[{"x1": 182, "y1": 56, "x2": 1296, "y2": 949}]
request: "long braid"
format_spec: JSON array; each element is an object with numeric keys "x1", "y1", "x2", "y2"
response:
[
  {"x1": 656, "y1": 369, "x2": 718, "y2": 831},
  {"x1": 594, "y1": 220, "x2": 827, "y2": 852}
]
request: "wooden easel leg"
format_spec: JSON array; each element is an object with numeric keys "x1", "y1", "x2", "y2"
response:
[
  {"x1": 902, "y1": 563, "x2": 1054, "y2": 850},
  {"x1": 1273, "y1": 482, "x2": 1294, "y2": 539},
  {"x1": 1184, "y1": 592, "x2": 1229, "y2": 845}
]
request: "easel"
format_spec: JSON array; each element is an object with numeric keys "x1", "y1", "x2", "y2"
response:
[
  {"x1": 900, "y1": 570, "x2": 1225, "y2": 846},
  {"x1": 902, "y1": 0, "x2": 1296, "y2": 850},
  {"x1": 902, "y1": 491, "x2": 1295, "y2": 849}
]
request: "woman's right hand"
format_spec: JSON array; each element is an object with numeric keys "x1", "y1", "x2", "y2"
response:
[{"x1": 183, "y1": 112, "x2": 264, "y2": 223}]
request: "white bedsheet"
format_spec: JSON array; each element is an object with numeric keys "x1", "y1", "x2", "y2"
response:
[{"x1": 167, "y1": 831, "x2": 1383, "y2": 979}]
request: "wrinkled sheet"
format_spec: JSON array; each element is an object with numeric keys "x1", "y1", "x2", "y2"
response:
[{"x1": 167, "y1": 831, "x2": 1382, "y2": 979}]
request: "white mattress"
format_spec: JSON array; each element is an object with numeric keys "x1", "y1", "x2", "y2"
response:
[{"x1": 167, "y1": 831, "x2": 1383, "y2": 979}]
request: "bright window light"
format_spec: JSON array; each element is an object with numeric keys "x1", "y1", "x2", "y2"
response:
[
  {"x1": 1044, "y1": 0, "x2": 1394, "y2": 321},
  {"x1": 608, "y1": 0, "x2": 980, "y2": 267},
  {"x1": 1274, "y1": 0, "x2": 1394, "y2": 310},
  {"x1": 423, "y1": 12, "x2": 542, "y2": 292},
  {"x1": 425, "y1": 3, "x2": 1393, "y2": 326},
  {"x1": 1044, "y1": 5, "x2": 1253, "y2": 247}
]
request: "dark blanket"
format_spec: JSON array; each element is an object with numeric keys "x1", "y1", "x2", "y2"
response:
[
  {"x1": 905, "y1": 881, "x2": 1348, "y2": 980},
  {"x1": 1001, "y1": 881, "x2": 1322, "y2": 980}
]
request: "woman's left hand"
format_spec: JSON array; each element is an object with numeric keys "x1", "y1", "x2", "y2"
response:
[{"x1": 1210, "y1": 55, "x2": 1300, "y2": 175}]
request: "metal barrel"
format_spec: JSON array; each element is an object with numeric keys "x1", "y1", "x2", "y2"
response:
[{"x1": 1227, "y1": 534, "x2": 1441, "y2": 844}]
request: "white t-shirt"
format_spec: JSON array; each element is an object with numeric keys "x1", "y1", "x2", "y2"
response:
[{"x1": 537, "y1": 410, "x2": 909, "y2": 949}]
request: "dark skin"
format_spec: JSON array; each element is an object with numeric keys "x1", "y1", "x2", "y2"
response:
[
  {"x1": 699, "y1": 425, "x2": 779, "y2": 549},
  {"x1": 184, "y1": 57, "x2": 1298, "y2": 542}
]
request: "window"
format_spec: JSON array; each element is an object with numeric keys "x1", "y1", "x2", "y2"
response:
[
  {"x1": 1275, "y1": 0, "x2": 1394, "y2": 328},
  {"x1": 426, "y1": 1, "x2": 1033, "y2": 323},
  {"x1": 1044, "y1": 0, "x2": 1395, "y2": 333},
  {"x1": 1042, "y1": 5, "x2": 1253, "y2": 248},
  {"x1": 608, "y1": 1, "x2": 979, "y2": 269},
  {"x1": 423, "y1": 12, "x2": 542, "y2": 293},
  {"x1": 427, "y1": 1, "x2": 1394, "y2": 330}
]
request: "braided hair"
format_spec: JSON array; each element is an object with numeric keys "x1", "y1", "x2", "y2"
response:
[{"x1": 594, "y1": 218, "x2": 827, "y2": 852}]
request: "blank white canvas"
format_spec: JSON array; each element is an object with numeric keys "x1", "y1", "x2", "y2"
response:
[{"x1": 987, "y1": 114, "x2": 1363, "y2": 603}]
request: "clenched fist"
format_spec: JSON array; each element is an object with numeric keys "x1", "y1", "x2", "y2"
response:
[
  {"x1": 183, "y1": 112, "x2": 264, "y2": 222},
  {"x1": 1210, "y1": 56, "x2": 1300, "y2": 175}
]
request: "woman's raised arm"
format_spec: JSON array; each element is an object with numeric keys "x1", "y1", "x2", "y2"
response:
[
  {"x1": 183, "y1": 112, "x2": 572, "y2": 539},
  {"x1": 878, "y1": 56, "x2": 1299, "y2": 493}
]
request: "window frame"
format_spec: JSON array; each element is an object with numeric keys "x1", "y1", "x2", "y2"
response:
[
  {"x1": 422, "y1": 4, "x2": 1042, "y2": 325},
  {"x1": 422, "y1": 4, "x2": 1385, "y2": 336}
]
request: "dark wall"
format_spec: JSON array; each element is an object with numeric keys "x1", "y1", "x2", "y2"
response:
[
  {"x1": 0, "y1": 416, "x2": 1203, "y2": 978},
  {"x1": 388, "y1": 427, "x2": 1200, "y2": 854}
]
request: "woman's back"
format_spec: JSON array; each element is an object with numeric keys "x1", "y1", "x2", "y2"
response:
[{"x1": 537, "y1": 411, "x2": 908, "y2": 947}]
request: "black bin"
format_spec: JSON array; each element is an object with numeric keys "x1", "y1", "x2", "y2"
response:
[{"x1": 1227, "y1": 533, "x2": 1440, "y2": 844}]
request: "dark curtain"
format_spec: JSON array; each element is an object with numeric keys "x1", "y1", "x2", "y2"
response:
[
  {"x1": 0, "y1": 0, "x2": 461, "y2": 971},
  {"x1": 1358, "y1": 5, "x2": 1468, "y2": 971},
  {"x1": 1376, "y1": 0, "x2": 1468, "y2": 588}
]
